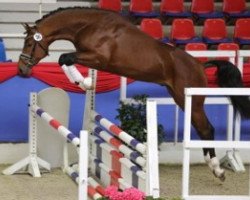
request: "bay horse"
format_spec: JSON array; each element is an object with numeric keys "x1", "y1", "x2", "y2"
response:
[{"x1": 18, "y1": 7, "x2": 250, "y2": 181}]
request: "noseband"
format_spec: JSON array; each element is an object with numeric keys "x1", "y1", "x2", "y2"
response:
[{"x1": 20, "y1": 32, "x2": 49, "y2": 69}]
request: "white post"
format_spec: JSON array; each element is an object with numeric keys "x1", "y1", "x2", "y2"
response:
[
  {"x1": 27, "y1": 93, "x2": 41, "y2": 177},
  {"x1": 227, "y1": 104, "x2": 234, "y2": 141},
  {"x1": 146, "y1": 100, "x2": 160, "y2": 198},
  {"x1": 182, "y1": 89, "x2": 192, "y2": 199},
  {"x1": 120, "y1": 77, "x2": 127, "y2": 101},
  {"x1": 39, "y1": 0, "x2": 42, "y2": 18},
  {"x1": 234, "y1": 113, "x2": 242, "y2": 141},
  {"x1": 78, "y1": 130, "x2": 89, "y2": 200},
  {"x1": 83, "y1": 69, "x2": 97, "y2": 131},
  {"x1": 174, "y1": 105, "x2": 179, "y2": 144}
]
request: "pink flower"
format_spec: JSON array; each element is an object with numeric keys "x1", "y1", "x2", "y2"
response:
[
  {"x1": 109, "y1": 191, "x2": 124, "y2": 200},
  {"x1": 104, "y1": 185, "x2": 119, "y2": 197},
  {"x1": 123, "y1": 187, "x2": 145, "y2": 200},
  {"x1": 104, "y1": 186, "x2": 145, "y2": 200}
]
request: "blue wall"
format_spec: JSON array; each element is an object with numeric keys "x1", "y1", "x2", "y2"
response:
[{"x1": 0, "y1": 76, "x2": 249, "y2": 142}]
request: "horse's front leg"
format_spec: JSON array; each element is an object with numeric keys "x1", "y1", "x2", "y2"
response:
[
  {"x1": 58, "y1": 52, "x2": 96, "y2": 90},
  {"x1": 58, "y1": 51, "x2": 108, "y2": 68},
  {"x1": 58, "y1": 52, "x2": 77, "y2": 66}
]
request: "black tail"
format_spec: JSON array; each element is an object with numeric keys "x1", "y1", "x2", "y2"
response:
[{"x1": 204, "y1": 60, "x2": 250, "y2": 119}]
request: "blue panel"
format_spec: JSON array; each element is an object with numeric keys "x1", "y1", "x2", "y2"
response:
[
  {"x1": 0, "y1": 77, "x2": 48, "y2": 141},
  {"x1": 0, "y1": 41, "x2": 7, "y2": 62},
  {"x1": 0, "y1": 77, "x2": 249, "y2": 142}
]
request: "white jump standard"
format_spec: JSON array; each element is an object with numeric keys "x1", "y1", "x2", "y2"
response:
[
  {"x1": 182, "y1": 88, "x2": 250, "y2": 200},
  {"x1": 61, "y1": 67, "x2": 160, "y2": 198},
  {"x1": 76, "y1": 68, "x2": 160, "y2": 198}
]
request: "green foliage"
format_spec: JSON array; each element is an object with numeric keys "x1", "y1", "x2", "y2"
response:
[{"x1": 116, "y1": 94, "x2": 165, "y2": 145}]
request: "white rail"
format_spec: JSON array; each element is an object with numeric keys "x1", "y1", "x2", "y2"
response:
[
  {"x1": 0, "y1": 33, "x2": 25, "y2": 38},
  {"x1": 182, "y1": 87, "x2": 250, "y2": 200}
]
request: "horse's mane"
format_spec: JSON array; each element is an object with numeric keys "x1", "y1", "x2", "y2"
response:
[{"x1": 35, "y1": 7, "x2": 108, "y2": 24}]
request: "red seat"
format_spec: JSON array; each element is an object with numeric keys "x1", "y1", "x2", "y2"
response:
[
  {"x1": 217, "y1": 42, "x2": 239, "y2": 62},
  {"x1": 140, "y1": 18, "x2": 169, "y2": 43},
  {"x1": 191, "y1": 0, "x2": 224, "y2": 21},
  {"x1": 223, "y1": 0, "x2": 250, "y2": 19},
  {"x1": 98, "y1": 0, "x2": 122, "y2": 12},
  {"x1": 234, "y1": 18, "x2": 250, "y2": 46},
  {"x1": 171, "y1": 18, "x2": 202, "y2": 45},
  {"x1": 160, "y1": 0, "x2": 192, "y2": 19},
  {"x1": 185, "y1": 43, "x2": 208, "y2": 62},
  {"x1": 202, "y1": 19, "x2": 232, "y2": 45},
  {"x1": 218, "y1": 42, "x2": 239, "y2": 51},
  {"x1": 129, "y1": 0, "x2": 159, "y2": 18}
]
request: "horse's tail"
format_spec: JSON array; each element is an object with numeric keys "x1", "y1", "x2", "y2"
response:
[{"x1": 204, "y1": 60, "x2": 250, "y2": 119}]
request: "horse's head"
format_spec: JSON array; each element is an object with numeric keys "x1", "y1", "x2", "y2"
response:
[{"x1": 18, "y1": 23, "x2": 49, "y2": 77}]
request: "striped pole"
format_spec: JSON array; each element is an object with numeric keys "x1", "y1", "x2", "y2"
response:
[
  {"x1": 91, "y1": 111, "x2": 146, "y2": 155},
  {"x1": 30, "y1": 105, "x2": 80, "y2": 149},
  {"x1": 91, "y1": 124, "x2": 146, "y2": 167},
  {"x1": 90, "y1": 155, "x2": 133, "y2": 189},
  {"x1": 65, "y1": 167, "x2": 104, "y2": 200},
  {"x1": 90, "y1": 136, "x2": 146, "y2": 181},
  {"x1": 90, "y1": 135, "x2": 123, "y2": 174}
]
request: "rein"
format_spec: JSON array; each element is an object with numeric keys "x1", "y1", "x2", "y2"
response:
[{"x1": 20, "y1": 32, "x2": 49, "y2": 68}]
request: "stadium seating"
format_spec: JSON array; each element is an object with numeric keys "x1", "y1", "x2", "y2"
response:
[
  {"x1": 185, "y1": 42, "x2": 208, "y2": 62},
  {"x1": 217, "y1": 42, "x2": 240, "y2": 51},
  {"x1": 140, "y1": 18, "x2": 169, "y2": 43},
  {"x1": 217, "y1": 42, "x2": 240, "y2": 62},
  {"x1": 234, "y1": 18, "x2": 250, "y2": 46},
  {"x1": 202, "y1": 18, "x2": 232, "y2": 45},
  {"x1": 171, "y1": 18, "x2": 202, "y2": 45},
  {"x1": 160, "y1": 0, "x2": 192, "y2": 21},
  {"x1": 223, "y1": 0, "x2": 250, "y2": 21},
  {"x1": 129, "y1": 0, "x2": 159, "y2": 18},
  {"x1": 98, "y1": 0, "x2": 122, "y2": 12},
  {"x1": 191, "y1": 0, "x2": 224, "y2": 22}
]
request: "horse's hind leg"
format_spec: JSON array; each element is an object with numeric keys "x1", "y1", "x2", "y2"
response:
[
  {"x1": 168, "y1": 87, "x2": 225, "y2": 181},
  {"x1": 191, "y1": 97, "x2": 225, "y2": 181}
]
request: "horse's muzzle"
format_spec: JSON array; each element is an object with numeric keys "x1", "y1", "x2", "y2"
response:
[{"x1": 18, "y1": 65, "x2": 32, "y2": 77}]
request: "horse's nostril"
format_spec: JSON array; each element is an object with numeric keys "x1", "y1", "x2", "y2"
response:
[{"x1": 18, "y1": 67, "x2": 28, "y2": 77}]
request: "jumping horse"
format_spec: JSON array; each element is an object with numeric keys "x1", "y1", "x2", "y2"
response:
[{"x1": 18, "y1": 7, "x2": 250, "y2": 181}]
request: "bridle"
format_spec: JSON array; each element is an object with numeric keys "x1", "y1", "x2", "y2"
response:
[{"x1": 19, "y1": 31, "x2": 49, "y2": 69}]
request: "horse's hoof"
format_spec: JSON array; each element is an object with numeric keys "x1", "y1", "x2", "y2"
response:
[
  {"x1": 218, "y1": 172, "x2": 226, "y2": 182},
  {"x1": 213, "y1": 170, "x2": 226, "y2": 182}
]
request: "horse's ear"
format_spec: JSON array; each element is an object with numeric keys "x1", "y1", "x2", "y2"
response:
[{"x1": 21, "y1": 23, "x2": 31, "y2": 32}]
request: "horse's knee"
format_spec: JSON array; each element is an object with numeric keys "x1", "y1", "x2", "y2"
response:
[{"x1": 58, "y1": 53, "x2": 76, "y2": 66}]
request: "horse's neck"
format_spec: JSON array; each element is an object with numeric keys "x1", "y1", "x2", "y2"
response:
[{"x1": 39, "y1": 14, "x2": 90, "y2": 44}]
